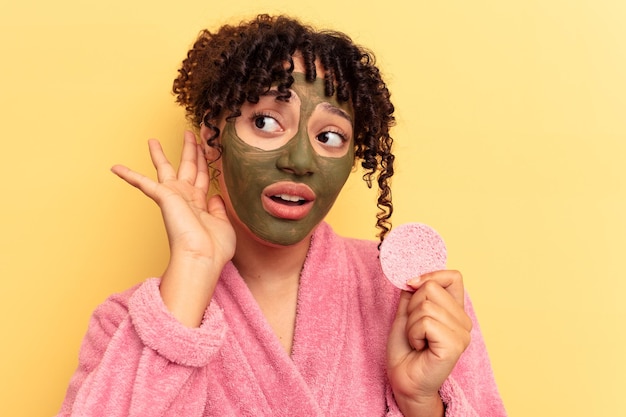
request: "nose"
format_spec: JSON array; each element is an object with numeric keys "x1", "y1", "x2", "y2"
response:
[{"x1": 276, "y1": 131, "x2": 316, "y2": 176}]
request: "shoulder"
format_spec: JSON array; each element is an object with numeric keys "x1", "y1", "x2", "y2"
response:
[
  {"x1": 315, "y1": 222, "x2": 381, "y2": 267},
  {"x1": 314, "y1": 222, "x2": 399, "y2": 298}
]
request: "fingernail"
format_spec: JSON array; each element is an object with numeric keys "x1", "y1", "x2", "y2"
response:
[{"x1": 406, "y1": 277, "x2": 421, "y2": 287}]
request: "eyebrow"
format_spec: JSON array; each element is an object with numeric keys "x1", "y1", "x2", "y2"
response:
[
  {"x1": 319, "y1": 102, "x2": 353, "y2": 124},
  {"x1": 262, "y1": 89, "x2": 300, "y2": 104},
  {"x1": 261, "y1": 90, "x2": 352, "y2": 124},
  {"x1": 263, "y1": 90, "x2": 285, "y2": 98}
]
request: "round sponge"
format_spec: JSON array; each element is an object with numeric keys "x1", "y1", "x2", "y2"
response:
[{"x1": 379, "y1": 223, "x2": 447, "y2": 291}]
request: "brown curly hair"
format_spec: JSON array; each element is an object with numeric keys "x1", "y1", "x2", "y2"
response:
[{"x1": 172, "y1": 14, "x2": 395, "y2": 241}]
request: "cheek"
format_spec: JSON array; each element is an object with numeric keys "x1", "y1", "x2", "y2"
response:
[
  {"x1": 317, "y1": 153, "x2": 354, "y2": 195},
  {"x1": 220, "y1": 144, "x2": 284, "y2": 220}
]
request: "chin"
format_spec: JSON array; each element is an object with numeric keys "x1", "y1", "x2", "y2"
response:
[{"x1": 247, "y1": 222, "x2": 317, "y2": 248}]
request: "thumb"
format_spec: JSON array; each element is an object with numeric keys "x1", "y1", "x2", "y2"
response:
[
  {"x1": 387, "y1": 290, "x2": 413, "y2": 366},
  {"x1": 207, "y1": 194, "x2": 229, "y2": 220}
]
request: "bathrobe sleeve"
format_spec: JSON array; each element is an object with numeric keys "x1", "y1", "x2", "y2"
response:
[
  {"x1": 440, "y1": 293, "x2": 507, "y2": 416},
  {"x1": 385, "y1": 292, "x2": 507, "y2": 417},
  {"x1": 57, "y1": 278, "x2": 227, "y2": 417}
]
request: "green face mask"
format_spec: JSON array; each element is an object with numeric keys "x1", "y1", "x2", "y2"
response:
[{"x1": 220, "y1": 73, "x2": 355, "y2": 246}]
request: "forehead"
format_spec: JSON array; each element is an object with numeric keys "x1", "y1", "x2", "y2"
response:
[{"x1": 268, "y1": 72, "x2": 353, "y2": 120}]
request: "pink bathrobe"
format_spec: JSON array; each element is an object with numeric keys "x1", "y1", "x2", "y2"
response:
[{"x1": 58, "y1": 222, "x2": 506, "y2": 416}]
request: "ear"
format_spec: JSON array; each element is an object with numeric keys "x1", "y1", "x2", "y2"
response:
[{"x1": 200, "y1": 122, "x2": 221, "y2": 161}]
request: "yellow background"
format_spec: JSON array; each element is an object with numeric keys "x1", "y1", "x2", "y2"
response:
[{"x1": 1, "y1": 0, "x2": 624, "y2": 416}]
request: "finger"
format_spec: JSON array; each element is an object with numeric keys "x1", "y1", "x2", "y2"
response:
[
  {"x1": 177, "y1": 131, "x2": 199, "y2": 183},
  {"x1": 407, "y1": 270, "x2": 465, "y2": 308},
  {"x1": 194, "y1": 143, "x2": 210, "y2": 193},
  {"x1": 111, "y1": 164, "x2": 159, "y2": 200},
  {"x1": 147, "y1": 139, "x2": 177, "y2": 183},
  {"x1": 407, "y1": 281, "x2": 472, "y2": 331},
  {"x1": 405, "y1": 291, "x2": 472, "y2": 344},
  {"x1": 387, "y1": 291, "x2": 415, "y2": 365},
  {"x1": 405, "y1": 312, "x2": 471, "y2": 360}
]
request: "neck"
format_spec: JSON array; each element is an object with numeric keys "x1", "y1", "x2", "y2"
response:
[
  {"x1": 230, "y1": 224, "x2": 315, "y2": 355},
  {"x1": 231, "y1": 226, "x2": 313, "y2": 289}
]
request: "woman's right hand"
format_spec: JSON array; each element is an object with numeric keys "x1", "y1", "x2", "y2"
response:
[{"x1": 111, "y1": 130, "x2": 236, "y2": 327}]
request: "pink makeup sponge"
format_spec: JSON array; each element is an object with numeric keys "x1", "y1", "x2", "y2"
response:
[{"x1": 379, "y1": 223, "x2": 447, "y2": 291}]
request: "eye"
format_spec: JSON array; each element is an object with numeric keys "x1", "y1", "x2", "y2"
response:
[
  {"x1": 252, "y1": 113, "x2": 282, "y2": 134},
  {"x1": 316, "y1": 130, "x2": 346, "y2": 148}
]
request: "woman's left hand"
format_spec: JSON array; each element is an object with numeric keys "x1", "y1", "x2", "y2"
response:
[{"x1": 387, "y1": 270, "x2": 472, "y2": 417}]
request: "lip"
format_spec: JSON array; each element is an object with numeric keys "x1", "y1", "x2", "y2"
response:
[{"x1": 261, "y1": 181, "x2": 316, "y2": 220}]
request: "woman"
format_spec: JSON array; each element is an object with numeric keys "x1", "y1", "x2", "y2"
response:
[{"x1": 58, "y1": 14, "x2": 506, "y2": 416}]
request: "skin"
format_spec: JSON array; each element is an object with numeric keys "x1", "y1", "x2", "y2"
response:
[{"x1": 110, "y1": 57, "x2": 471, "y2": 417}]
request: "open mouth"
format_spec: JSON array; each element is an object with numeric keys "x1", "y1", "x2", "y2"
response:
[
  {"x1": 262, "y1": 182, "x2": 316, "y2": 220},
  {"x1": 270, "y1": 194, "x2": 309, "y2": 206}
]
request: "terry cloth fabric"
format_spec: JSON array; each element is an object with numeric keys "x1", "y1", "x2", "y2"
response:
[{"x1": 58, "y1": 222, "x2": 507, "y2": 417}]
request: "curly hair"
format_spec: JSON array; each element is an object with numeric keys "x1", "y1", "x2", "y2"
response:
[{"x1": 172, "y1": 14, "x2": 395, "y2": 241}]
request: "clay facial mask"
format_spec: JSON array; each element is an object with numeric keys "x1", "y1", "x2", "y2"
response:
[{"x1": 220, "y1": 73, "x2": 355, "y2": 245}]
